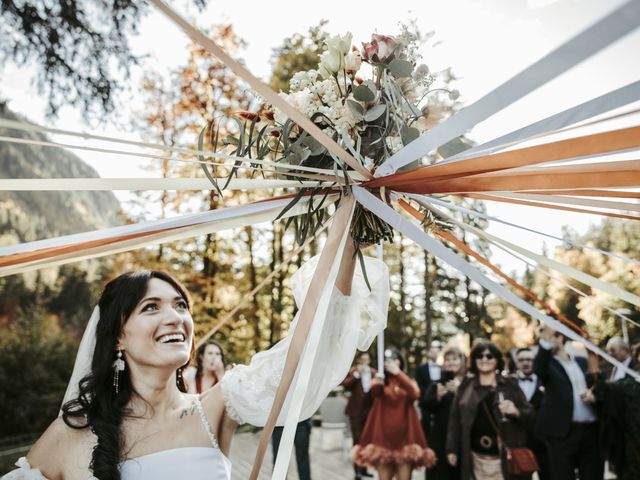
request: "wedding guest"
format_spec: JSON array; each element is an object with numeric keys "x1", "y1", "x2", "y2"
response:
[
  {"x1": 343, "y1": 351, "x2": 376, "y2": 479},
  {"x1": 272, "y1": 419, "x2": 312, "y2": 480},
  {"x1": 534, "y1": 325, "x2": 604, "y2": 480},
  {"x1": 184, "y1": 339, "x2": 226, "y2": 394},
  {"x1": 416, "y1": 341, "x2": 442, "y2": 438},
  {"x1": 422, "y1": 346, "x2": 466, "y2": 480},
  {"x1": 447, "y1": 341, "x2": 533, "y2": 480},
  {"x1": 606, "y1": 336, "x2": 636, "y2": 382},
  {"x1": 352, "y1": 349, "x2": 436, "y2": 480},
  {"x1": 599, "y1": 336, "x2": 637, "y2": 477},
  {"x1": 514, "y1": 347, "x2": 549, "y2": 480}
]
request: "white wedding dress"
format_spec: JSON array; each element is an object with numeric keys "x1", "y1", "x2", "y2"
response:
[{"x1": 3, "y1": 255, "x2": 389, "y2": 479}]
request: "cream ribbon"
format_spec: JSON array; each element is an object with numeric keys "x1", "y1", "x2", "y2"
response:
[
  {"x1": 408, "y1": 194, "x2": 639, "y2": 266},
  {"x1": 0, "y1": 178, "x2": 327, "y2": 191},
  {"x1": 353, "y1": 186, "x2": 640, "y2": 380},
  {"x1": 150, "y1": 0, "x2": 372, "y2": 180},
  {"x1": 271, "y1": 198, "x2": 355, "y2": 480},
  {"x1": 413, "y1": 196, "x2": 640, "y2": 308}
]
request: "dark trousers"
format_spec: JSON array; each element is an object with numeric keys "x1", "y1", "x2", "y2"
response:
[
  {"x1": 349, "y1": 413, "x2": 370, "y2": 476},
  {"x1": 546, "y1": 423, "x2": 604, "y2": 480},
  {"x1": 272, "y1": 419, "x2": 312, "y2": 480}
]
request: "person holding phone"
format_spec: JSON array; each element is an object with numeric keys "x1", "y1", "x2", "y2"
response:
[
  {"x1": 446, "y1": 342, "x2": 533, "y2": 480},
  {"x1": 352, "y1": 349, "x2": 436, "y2": 480},
  {"x1": 422, "y1": 346, "x2": 466, "y2": 480}
]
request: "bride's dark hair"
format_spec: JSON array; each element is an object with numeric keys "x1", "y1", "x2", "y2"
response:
[{"x1": 61, "y1": 270, "x2": 192, "y2": 480}]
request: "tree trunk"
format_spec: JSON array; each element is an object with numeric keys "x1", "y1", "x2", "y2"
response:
[
  {"x1": 424, "y1": 250, "x2": 434, "y2": 349},
  {"x1": 245, "y1": 225, "x2": 261, "y2": 353},
  {"x1": 398, "y1": 236, "x2": 407, "y2": 354}
]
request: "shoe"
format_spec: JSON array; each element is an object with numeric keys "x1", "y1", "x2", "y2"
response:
[
  {"x1": 354, "y1": 476, "x2": 362, "y2": 480},
  {"x1": 362, "y1": 471, "x2": 374, "y2": 478}
]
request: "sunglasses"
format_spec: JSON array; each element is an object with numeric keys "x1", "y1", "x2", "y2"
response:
[{"x1": 474, "y1": 352, "x2": 495, "y2": 360}]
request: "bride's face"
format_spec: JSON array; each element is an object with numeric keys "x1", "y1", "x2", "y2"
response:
[{"x1": 118, "y1": 278, "x2": 194, "y2": 372}]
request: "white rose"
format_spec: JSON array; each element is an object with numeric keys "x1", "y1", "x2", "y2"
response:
[
  {"x1": 319, "y1": 48, "x2": 344, "y2": 76},
  {"x1": 326, "y1": 33, "x2": 352, "y2": 56}
]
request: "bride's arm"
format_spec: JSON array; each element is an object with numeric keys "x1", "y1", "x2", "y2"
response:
[
  {"x1": 6, "y1": 417, "x2": 93, "y2": 480},
  {"x1": 212, "y1": 239, "x2": 389, "y2": 428}
]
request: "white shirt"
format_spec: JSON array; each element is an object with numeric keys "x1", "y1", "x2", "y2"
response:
[
  {"x1": 539, "y1": 340, "x2": 597, "y2": 423},
  {"x1": 353, "y1": 368, "x2": 373, "y2": 393},
  {"x1": 428, "y1": 361, "x2": 441, "y2": 382},
  {"x1": 610, "y1": 357, "x2": 632, "y2": 382},
  {"x1": 517, "y1": 373, "x2": 538, "y2": 402}
]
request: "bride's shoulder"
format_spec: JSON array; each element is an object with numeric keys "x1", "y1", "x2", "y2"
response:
[{"x1": 27, "y1": 417, "x2": 94, "y2": 479}]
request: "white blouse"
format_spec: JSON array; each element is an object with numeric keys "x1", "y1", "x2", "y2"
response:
[{"x1": 4, "y1": 255, "x2": 389, "y2": 479}]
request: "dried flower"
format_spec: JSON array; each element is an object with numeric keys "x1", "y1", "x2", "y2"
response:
[{"x1": 235, "y1": 110, "x2": 261, "y2": 122}]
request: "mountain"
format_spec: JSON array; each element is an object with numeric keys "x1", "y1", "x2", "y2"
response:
[{"x1": 0, "y1": 102, "x2": 121, "y2": 246}]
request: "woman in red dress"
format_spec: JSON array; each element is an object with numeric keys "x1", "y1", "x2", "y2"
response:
[
  {"x1": 352, "y1": 349, "x2": 437, "y2": 480},
  {"x1": 185, "y1": 339, "x2": 226, "y2": 394}
]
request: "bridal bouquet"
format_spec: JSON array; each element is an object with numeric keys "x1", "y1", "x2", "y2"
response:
[{"x1": 202, "y1": 27, "x2": 459, "y2": 250}]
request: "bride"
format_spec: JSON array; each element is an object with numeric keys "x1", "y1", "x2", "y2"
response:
[{"x1": 4, "y1": 238, "x2": 389, "y2": 479}]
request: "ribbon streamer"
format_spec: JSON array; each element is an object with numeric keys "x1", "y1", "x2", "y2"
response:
[
  {"x1": 418, "y1": 199, "x2": 640, "y2": 308},
  {"x1": 375, "y1": 0, "x2": 640, "y2": 176},
  {"x1": 353, "y1": 186, "x2": 640, "y2": 380},
  {"x1": 440, "y1": 81, "x2": 640, "y2": 165},
  {"x1": 150, "y1": 0, "x2": 372, "y2": 180},
  {"x1": 248, "y1": 197, "x2": 355, "y2": 480}
]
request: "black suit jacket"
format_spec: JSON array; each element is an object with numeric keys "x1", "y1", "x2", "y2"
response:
[
  {"x1": 416, "y1": 362, "x2": 440, "y2": 432},
  {"x1": 533, "y1": 344, "x2": 599, "y2": 439}
]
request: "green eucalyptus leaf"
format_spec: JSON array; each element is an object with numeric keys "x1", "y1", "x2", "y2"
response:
[
  {"x1": 346, "y1": 99, "x2": 365, "y2": 119},
  {"x1": 353, "y1": 84, "x2": 375, "y2": 102},
  {"x1": 401, "y1": 125, "x2": 420, "y2": 145},
  {"x1": 301, "y1": 135, "x2": 326, "y2": 156},
  {"x1": 389, "y1": 59, "x2": 413, "y2": 78},
  {"x1": 437, "y1": 137, "x2": 472, "y2": 159},
  {"x1": 364, "y1": 103, "x2": 387, "y2": 122}
]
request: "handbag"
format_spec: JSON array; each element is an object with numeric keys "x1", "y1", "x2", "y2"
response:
[{"x1": 482, "y1": 401, "x2": 539, "y2": 475}]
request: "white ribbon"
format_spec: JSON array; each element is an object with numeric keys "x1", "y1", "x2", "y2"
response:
[
  {"x1": 407, "y1": 194, "x2": 640, "y2": 266},
  {"x1": 0, "y1": 178, "x2": 327, "y2": 191},
  {"x1": 353, "y1": 186, "x2": 640, "y2": 380},
  {"x1": 375, "y1": 0, "x2": 640, "y2": 176},
  {"x1": 376, "y1": 242, "x2": 385, "y2": 374},
  {"x1": 0, "y1": 195, "x2": 337, "y2": 277},
  {"x1": 489, "y1": 192, "x2": 640, "y2": 213},
  {"x1": 412, "y1": 196, "x2": 640, "y2": 308},
  {"x1": 271, "y1": 198, "x2": 355, "y2": 479},
  {"x1": 440, "y1": 80, "x2": 640, "y2": 165}
]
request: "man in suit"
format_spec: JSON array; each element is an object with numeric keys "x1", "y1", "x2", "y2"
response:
[
  {"x1": 600, "y1": 336, "x2": 637, "y2": 476},
  {"x1": 343, "y1": 352, "x2": 376, "y2": 479},
  {"x1": 515, "y1": 347, "x2": 550, "y2": 480},
  {"x1": 606, "y1": 336, "x2": 636, "y2": 381},
  {"x1": 534, "y1": 325, "x2": 604, "y2": 480},
  {"x1": 416, "y1": 341, "x2": 442, "y2": 439}
]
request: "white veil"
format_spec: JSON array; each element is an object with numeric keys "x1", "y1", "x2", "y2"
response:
[{"x1": 59, "y1": 306, "x2": 101, "y2": 414}]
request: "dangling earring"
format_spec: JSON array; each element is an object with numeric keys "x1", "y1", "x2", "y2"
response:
[
  {"x1": 112, "y1": 349, "x2": 126, "y2": 395},
  {"x1": 176, "y1": 367, "x2": 184, "y2": 391}
]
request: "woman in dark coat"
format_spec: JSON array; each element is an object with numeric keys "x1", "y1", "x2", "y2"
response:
[
  {"x1": 423, "y1": 346, "x2": 466, "y2": 480},
  {"x1": 446, "y1": 342, "x2": 534, "y2": 480}
]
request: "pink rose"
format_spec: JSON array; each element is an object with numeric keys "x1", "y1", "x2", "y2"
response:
[{"x1": 361, "y1": 34, "x2": 403, "y2": 64}]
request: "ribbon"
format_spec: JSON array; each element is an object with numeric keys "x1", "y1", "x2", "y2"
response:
[
  {"x1": 461, "y1": 193, "x2": 640, "y2": 221},
  {"x1": 368, "y1": 127, "x2": 640, "y2": 190},
  {"x1": 249, "y1": 196, "x2": 355, "y2": 480},
  {"x1": 417, "y1": 200, "x2": 640, "y2": 308},
  {"x1": 489, "y1": 192, "x2": 640, "y2": 213},
  {"x1": 150, "y1": 0, "x2": 372, "y2": 180},
  {"x1": 407, "y1": 193, "x2": 639, "y2": 266},
  {"x1": 375, "y1": 0, "x2": 640, "y2": 176},
  {"x1": 0, "y1": 178, "x2": 329, "y2": 191},
  {"x1": 398, "y1": 198, "x2": 589, "y2": 337},
  {"x1": 440, "y1": 80, "x2": 640, "y2": 165},
  {"x1": 353, "y1": 186, "x2": 640, "y2": 380}
]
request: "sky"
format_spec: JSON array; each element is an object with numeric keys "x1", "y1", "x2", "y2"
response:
[{"x1": 2, "y1": 0, "x2": 639, "y2": 275}]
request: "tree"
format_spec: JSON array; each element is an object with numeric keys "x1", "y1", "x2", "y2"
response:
[
  {"x1": 269, "y1": 21, "x2": 329, "y2": 93},
  {"x1": 0, "y1": 0, "x2": 205, "y2": 117}
]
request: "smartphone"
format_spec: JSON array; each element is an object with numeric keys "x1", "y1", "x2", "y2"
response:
[{"x1": 440, "y1": 370, "x2": 454, "y2": 383}]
